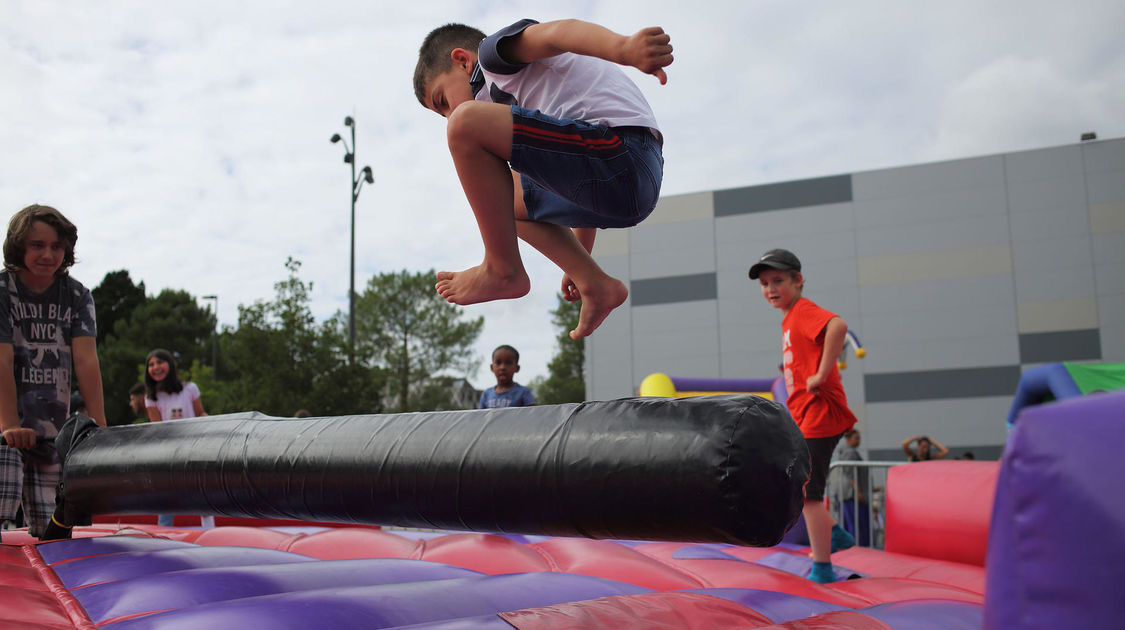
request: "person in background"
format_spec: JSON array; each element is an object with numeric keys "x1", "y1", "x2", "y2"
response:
[
  {"x1": 902, "y1": 435, "x2": 949, "y2": 461},
  {"x1": 128, "y1": 383, "x2": 147, "y2": 421},
  {"x1": 751, "y1": 248, "x2": 856, "y2": 583},
  {"x1": 829, "y1": 429, "x2": 871, "y2": 546},
  {"x1": 0, "y1": 204, "x2": 105, "y2": 541},
  {"x1": 144, "y1": 348, "x2": 212, "y2": 528},
  {"x1": 479, "y1": 345, "x2": 535, "y2": 409}
]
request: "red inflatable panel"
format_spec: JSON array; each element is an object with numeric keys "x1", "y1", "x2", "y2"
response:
[
  {"x1": 287, "y1": 528, "x2": 422, "y2": 560},
  {"x1": 883, "y1": 461, "x2": 998, "y2": 566},
  {"x1": 533, "y1": 538, "x2": 704, "y2": 590},
  {"x1": 501, "y1": 592, "x2": 775, "y2": 629},
  {"x1": 0, "y1": 545, "x2": 92, "y2": 630},
  {"x1": 758, "y1": 609, "x2": 891, "y2": 629},
  {"x1": 826, "y1": 577, "x2": 984, "y2": 605},
  {"x1": 193, "y1": 526, "x2": 303, "y2": 550},
  {"x1": 630, "y1": 544, "x2": 871, "y2": 608},
  {"x1": 421, "y1": 533, "x2": 552, "y2": 574},
  {"x1": 831, "y1": 547, "x2": 985, "y2": 595}
]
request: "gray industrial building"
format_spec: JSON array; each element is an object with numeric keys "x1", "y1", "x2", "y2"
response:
[{"x1": 585, "y1": 136, "x2": 1124, "y2": 460}]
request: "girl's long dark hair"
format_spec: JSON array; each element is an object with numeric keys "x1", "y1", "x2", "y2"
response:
[{"x1": 144, "y1": 348, "x2": 184, "y2": 400}]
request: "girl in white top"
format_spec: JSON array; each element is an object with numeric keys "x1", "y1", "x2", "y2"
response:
[
  {"x1": 144, "y1": 348, "x2": 213, "y2": 528},
  {"x1": 144, "y1": 348, "x2": 205, "y2": 422}
]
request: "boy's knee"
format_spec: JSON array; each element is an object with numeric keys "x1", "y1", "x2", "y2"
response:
[
  {"x1": 446, "y1": 101, "x2": 509, "y2": 149},
  {"x1": 446, "y1": 102, "x2": 484, "y2": 143}
]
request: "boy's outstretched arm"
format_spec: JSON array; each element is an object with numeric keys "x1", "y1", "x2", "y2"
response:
[{"x1": 502, "y1": 19, "x2": 673, "y2": 83}]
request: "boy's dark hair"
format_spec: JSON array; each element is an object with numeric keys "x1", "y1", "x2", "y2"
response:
[
  {"x1": 413, "y1": 23, "x2": 486, "y2": 107},
  {"x1": 129, "y1": 383, "x2": 145, "y2": 396},
  {"x1": 492, "y1": 344, "x2": 520, "y2": 363},
  {"x1": 144, "y1": 348, "x2": 184, "y2": 400},
  {"x1": 3, "y1": 204, "x2": 78, "y2": 275}
]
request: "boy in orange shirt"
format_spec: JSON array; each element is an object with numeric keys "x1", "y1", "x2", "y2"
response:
[{"x1": 751, "y1": 248, "x2": 857, "y2": 583}]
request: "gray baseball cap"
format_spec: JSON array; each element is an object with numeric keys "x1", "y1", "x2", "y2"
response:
[{"x1": 748, "y1": 249, "x2": 801, "y2": 279}]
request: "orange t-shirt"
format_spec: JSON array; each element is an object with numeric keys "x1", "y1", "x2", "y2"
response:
[{"x1": 782, "y1": 297, "x2": 857, "y2": 438}]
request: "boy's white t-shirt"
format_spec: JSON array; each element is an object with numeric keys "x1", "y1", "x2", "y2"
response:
[
  {"x1": 474, "y1": 19, "x2": 660, "y2": 133},
  {"x1": 145, "y1": 381, "x2": 201, "y2": 421}
]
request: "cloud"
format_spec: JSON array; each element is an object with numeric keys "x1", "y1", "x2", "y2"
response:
[
  {"x1": 925, "y1": 55, "x2": 1125, "y2": 160},
  {"x1": 1, "y1": 0, "x2": 1123, "y2": 393}
]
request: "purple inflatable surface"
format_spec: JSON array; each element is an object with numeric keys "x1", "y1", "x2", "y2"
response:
[{"x1": 985, "y1": 391, "x2": 1125, "y2": 629}]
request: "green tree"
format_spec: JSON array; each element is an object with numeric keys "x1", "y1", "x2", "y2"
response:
[
  {"x1": 535, "y1": 294, "x2": 586, "y2": 404},
  {"x1": 221, "y1": 258, "x2": 384, "y2": 416},
  {"x1": 353, "y1": 269, "x2": 483, "y2": 412},
  {"x1": 96, "y1": 287, "x2": 214, "y2": 425},
  {"x1": 91, "y1": 270, "x2": 146, "y2": 347}
]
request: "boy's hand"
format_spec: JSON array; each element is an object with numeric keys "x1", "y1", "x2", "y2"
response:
[
  {"x1": 806, "y1": 373, "x2": 825, "y2": 394},
  {"x1": 1, "y1": 427, "x2": 36, "y2": 449},
  {"x1": 561, "y1": 274, "x2": 581, "y2": 302},
  {"x1": 622, "y1": 27, "x2": 673, "y2": 84}
]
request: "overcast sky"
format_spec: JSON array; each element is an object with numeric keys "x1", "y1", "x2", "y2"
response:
[{"x1": 2, "y1": 0, "x2": 1122, "y2": 391}]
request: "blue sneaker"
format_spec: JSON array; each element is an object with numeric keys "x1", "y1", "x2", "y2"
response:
[
  {"x1": 808, "y1": 561, "x2": 836, "y2": 584},
  {"x1": 831, "y1": 523, "x2": 855, "y2": 552}
]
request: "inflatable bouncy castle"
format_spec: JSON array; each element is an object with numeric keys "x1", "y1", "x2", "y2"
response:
[{"x1": 0, "y1": 391, "x2": 1120, "y2": 629}]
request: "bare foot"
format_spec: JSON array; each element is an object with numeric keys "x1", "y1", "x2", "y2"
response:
[
  {"x1": 570, "y1": 276, "x2": 629, "y2": 339},
  {"x1": 435, "y1": 265, "x2": 530, "y2": 305}
]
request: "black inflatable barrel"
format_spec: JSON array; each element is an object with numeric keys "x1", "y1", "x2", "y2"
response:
[{"x1": 62, "y1": 395, "x2": 808, "y2": 546}]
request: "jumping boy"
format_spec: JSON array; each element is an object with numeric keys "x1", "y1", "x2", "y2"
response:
[
  {"x1": 0, "y1": 204, "x2": 105, "y2": 540},
  {"x1": 479, "y1": 344, "x2": 535, "y2": 409},
  {"x1": 751, "y1": 248, "x2": 857, "y2": 583},
  {"x1": 414, "y1": 19, "x2": 672, "y2": 339}
]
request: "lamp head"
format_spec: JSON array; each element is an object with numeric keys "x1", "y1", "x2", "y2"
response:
[
  {"x1": 344, "y1": 116, "x2": 354, "y2": 127},
  {"x1": 344, "y1": 153, "x2": 354, "y2": 164},
  {"x1": 362, "y1": 166, "x2": 374, "y2": 183},
  {"x1": 330, "y1": 133, "x2": 341, "y2": 143}
]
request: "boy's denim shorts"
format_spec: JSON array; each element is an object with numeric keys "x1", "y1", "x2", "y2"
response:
[{"x1": 508, "y1": 105, "x2": 664, "y2": 229}]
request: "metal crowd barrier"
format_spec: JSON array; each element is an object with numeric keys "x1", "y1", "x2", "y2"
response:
[{"x1": 826, "y1": 460, "x2": 906, "y2": 550}]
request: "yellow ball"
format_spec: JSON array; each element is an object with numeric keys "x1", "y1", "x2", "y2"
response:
[{"x1": 856, "y1": 348, "x2": 867, "y2": 358}]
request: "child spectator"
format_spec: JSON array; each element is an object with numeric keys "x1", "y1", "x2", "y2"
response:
[
  {"x1": 128, "y1": 382, "x2": 147, "y2": 421},
  {"x1": 414, "y1": 19, "x2": 672, "y2": 339},
  {"x1": 479, "y1": 345, "x2": 535, "y2": 409},
  {"x1": 751, "y1": 248, "x2": 857, "y2": 583},
  {"x1": 0, "y1": 204, "x2": 105, "y2": 540},
  {"x1": 144, "y1": 348, "x2": 212, "y2": 528}
]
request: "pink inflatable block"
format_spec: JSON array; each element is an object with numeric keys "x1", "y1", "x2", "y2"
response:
[
  {"x1": 831, "y1": 547, "x2": 985, "y2": 595},
  {"x1": 884, "y1": 461, "x2": 998, "y2": 566}
]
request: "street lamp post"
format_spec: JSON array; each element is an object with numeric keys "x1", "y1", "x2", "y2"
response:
[
  {"x1": 331, "y1": 116, "x2": 374, "y2": 364},
  {"x1": 201, "y1": 295, "x2": 218, "y2": 373}
]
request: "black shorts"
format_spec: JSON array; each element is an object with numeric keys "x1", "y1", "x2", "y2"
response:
[{"x1": 805, "y1": 432, "x2": 845, "y2": 501}]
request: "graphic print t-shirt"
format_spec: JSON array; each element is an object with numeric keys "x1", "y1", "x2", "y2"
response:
[
  {"x1": 479, "y1": 384, "x2": 535, "y2": 409},
  {"x1": 146, "y1": 381, "x2": 201, "y2": 421},
  {"x1": 0, "y1": 271, "x2": 97, "y2": 445}
]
